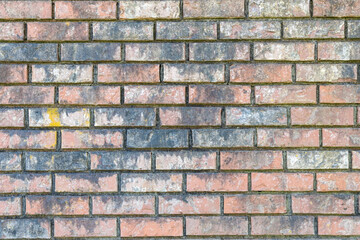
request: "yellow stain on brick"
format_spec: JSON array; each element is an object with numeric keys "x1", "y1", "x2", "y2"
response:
[
  {"x1": 46, "y1": 108, "x2": 61, "y2": 127},
  {"x1": 66, "y1": 22, "x2": 70, "y2": 26},
  {"x1": 83, "y1": 108, "x2": 91, "y2": 126}
]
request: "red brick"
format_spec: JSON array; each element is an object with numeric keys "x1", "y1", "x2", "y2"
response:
[
  {"x1": 156, "y1": 151, "x2": 216, "y2": 170},
  {"x1": 120, "y1": 217, "x2": 183, "y2": 237},
  {"x1": 98, "y1": 64, "x2": 160, "y2": 83},
  {"x1": 292, "y1": 194, "x2": 354, "y2": 214},
  {"x1": 255, "y1": 85, "x2": 316, "y2": 104},
  {"x1": 55, "y1": 1, "x2": 116, "y2": 19},
  {"x1": 26, "y1": 196, "x2": 89, "y2": 215},
  {"x1": 314, "y1": 0, "x2": 360, "y2": 17},
  {"x1": 230, "y1": 64, "x2": 292, "y2": 83},
  {"x1": 184, "y1": 0, "x2": 245, "y2": 18},
  {"x1": 92, "y1": 195, "x2": 155, "y2": 215},
  {"x1": 352, "y1": 151, "x2": 360, "y2": 169},
  {"x1": 0, "y1": 109, "x2": 24, "y2": 127},
  {"x1": 318, "y1": 216, "x2": 360, "y2": 235},
  {"x1": 323, "y1": 128, "x2": 360, "y2": 147},
  {"x1": 121, "y1": 173, "x2": 182, "y2": 192},
  {"x1": 55, "y1": 173, "x2": 117, "y2": 193},
  {"x1": 59, "y1": 86, "x2": 120, "y2": 105},
  {"x1": 0, "y1": 1, "x2": 51, "y2": 19},
  {"x1": 291, "y1": 107, "x2": 354, "y2": 126},
  {"x1": 257, "y1": 129, "x2": 320, "y2": 147},
  {"x1": 0, "y1": 65, "x2": 27, "y2": 83},
  {"x1": 251, "y1": 216, "x2": 314, "y2": 235},
  {"x1": 186, "y1": 216, "x2": 248, "y2": 236},
  {"x1": 224, "y1": 195, "x2": 286, "y2": 214},
  {"x1": 0, "y1": 174, "x2": 51, "y2": 193},
  {"x1": 252, "y1": 173, "x2": 314, "y2": 191},
  {"x1": 159, "y1": 195, "x2": 220, "y2": 215},
  {"x1": 0, "y1": 86, "x2": 54, "y2": 105},
  {"x1": 254, "y1": 42, "x2": 314, "y2": 61},
  {"x1": 61, "y1": 130, "x2": 123, "y2": 149},
  {"x1": 124, "y1": 86, "x2": 185, "y2": 105},
  {"x1": 317, "y1": 173, "x2": 360, "y2": 191},
  {"x1": 160, "y1": 107, "x2": 221, "y2": 126},
  {"x1": 27, "y1": 22, "x2": 89, "y2": 41},
  {"x1": 0, "y1": 130, "x2": 56, "y2": 149},
  {"x1": 321, "y1": 85, "x2": 360, "y2": 103},
  {"x1": 187, "y1": 173, "x2": 248, "y2": 192},
  {"x1": 0, "y1": 22, "x2": 23, "y2": 40},
  {"x1": 55, "y1": 218, "x2": 117, "y2": 238},
  {"x1": 189, "y1": 85, "x2": 251, "y2": 104},
  {"x1": 0, "y1": 197, "x2": 21, "y2": 216},
  {"x1": 120, "y1": 1, "x2": 180, "y2": 19},
  {"x1": 221, "y1": 151, "x2": 283, "y2": 170}
]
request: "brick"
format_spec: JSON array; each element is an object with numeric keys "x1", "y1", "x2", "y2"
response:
[
  {"x1": 93, "y1": 22, "x2": 153, "y2": 40},
  {"x1": 61, "y1": 43, "x2": 121, "y2": 61},
  {"x1": 160, "y1": 107, "x2": 221, "y2": 126},
  {"x1": 0, "y1": 197, "x2": 21, "y2": 216},
  {"x1": 323, "y1": 128, "x2": 360, "y2": 147},
  {"x1": 321, "y1": 85, "x2": 360, "y2": 103},
  {"x1": 0, "y1": 43, "x2": 57, "y2": 62},
  {"x1": 54, "y1": 218, "x2": 116, "y2": 238},
  {"x1": 193, "y1": 129, "x2": 254, "y2": 148},
  {"x1": 221, "y1": 151, "x2": 283, "y2": 170},
  {"x1": 119, "y1": 1, "x2": 180, "y2": 19},
  {"x1": 25, "y1": 152, "x2": 88, "y2": 171},
  {"x1": 318, "y1": 216, "x2": 360, "y2": 235},
  {"x1": 92, "y1": 195, "x2": 155, "y2": 215},
  {"x1": 183, "y1": 0, "x2": 245, "y2": 18},
  {"x1": 0, "y1": 130, "x2": 56, "y2": 149},
  {"x1": 255, "y1": 85, "x2": 316, "y2": 104},
  {"x1": 292, "y1": 194, "x2": 354, "y2": 214},
  {"x1": 189, "y1": 85, "x2": 251, "y2": 104},
  {"x1": 254, "y1": 42, "x2": 314, "y2": 61},
  {"x1": 127, "y1": 129, "x2": 188, "y2": 149},
  {"x1": 59, "y1": 86, "x2": 120, "y2": 105},
  {"x1": 186, "y1": 216, "x2": 248, "y2": 236},
  {"x1": 313, "y1": 0, "x2": 360, "y2": 17},
  {"x1": 284, "y1": 20, "x2": 344, "y2": 39},
  {"x1": 32, "y1": 64, "x2": 92, "y2": 83},
  {"x1": 0, "y1": 1, "x2": 51, "y2": 19},
  {"x1": 157, "y1": 22, "x2": 216, "y2": 40},
  {"x1": 251, "y1": 216, "x2": 314, "y2": 235},
  {"x1": 55, "y1": 173, "x2": 117, "y2": 193},
  {"x1": 297, "y1": 64, "x2": 357, "y2": 83},
  {"x1": 187, "y1": 173, "x2": 248, "y2": 192},
  {"x1": 0, "y1": 22, "x2": 23, "y2": 40},
  {"x1": 348, "y1": 20, "x2": 360, "y2": 38},
  {"x1": 98, "y1": 64, "x2": 159, "y2": 83},
  {"x1": 29, "y1": 108, "x2": 90, "y2": 127},
  {"x1": 163, "y1": 64, "x2": 224, "y2": 83},
  {"x1": 55, "y1": 1, "x2": 116, "y2": 19},
  {"x1": 258, "y1": 129, "x2": 320, "y2": 147},
  {"x1": 226, "y1": 107, "x2": 287, "y2": 126},
  {"x1": 287, "y1": 151, "x2": 349, "y2": 169},
  {"x1": 121, "y1": 217, "x2": 183, "y2": 237},
  {"x1": 0, "y1": 219, "x2": 50, "y2": 239},
  {"x1": 95, "y1": 108, "x2": 155, "y2": 127},
  {"x1": 156, "y1": 151, "x2": 217, "y2": 170},
  {"x1": 0, "y1": 64, "x2": 27, "y2": 83},
  {"x1": 291, "y1": 107, "x2": 354, "y2": 126},
  {"x1": 317, "y1": 173, "x2": 360, "y2": 191},
  {"x1": 159, "y1": 195, "x2": 220, "y2": 215},
  {"x1": 0, "y1": 174, "x2": 51, "y2": 193},
  {"x1": 61, "y1": 129, "x2": 123, "y2": 149},
  {"x1": 126, "y1": 43, "x2": 185, "y2": 61},
  {"x1": 189, "y1": 42, "x2": 250, "y2": 61},
  {"x1": 124, "y1": 86, "x2": 185, "y2": 105},
  {"x1": 0, "y1": 86, "x2": 54, "y2": 105},
  {"x1": 121, "y1": 173, "x2": 182, "y2": 192},
  {"x1": 26, "y1": 196, "x2": 89, "y2": 215},
  {"x1": 220, "y1": 21, "x2": 281, "y2": 39},
  {"x1": 0, "y1": 109, "x2": 24, "y2": 127},
  {"x1": 352, "y1": 151, "x2": 360, "y2": 169},
  {"x1": 230, "y1": 63, "x2": 292, "y2": 83},
  {"x1": 224, "y1": 194, "x2": 286, "y2": 214},
  {"x1": 27, "y1": 22, "x2": 89, "y2": 41},
  {"x1": 252, "y1": 173, "x2": 314, "y2": 191},
  {"x1": 90, "y1": 151, "x2": 151, "y2": 171},
  {"x1": 249, "y1": 0, "x2": 310, "y2": 18},
  {"x1": 0, "y1": 152, "x2": 21, "y2": 171},
  {"x1": 318, "y1": 42, "x2": 360, "y2": 60}
]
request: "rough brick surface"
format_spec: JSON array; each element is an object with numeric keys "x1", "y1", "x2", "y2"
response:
[{"x1": 1, "y1": 0, "x2": 360, "y2": 238}]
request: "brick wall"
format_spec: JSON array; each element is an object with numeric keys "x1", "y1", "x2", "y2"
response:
[{"x1": 0, "y1": 0, "x2": 359, "y2": 238}]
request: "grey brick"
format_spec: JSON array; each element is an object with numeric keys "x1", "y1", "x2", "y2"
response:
[
  {"x1": 0, "y1": 219, "x2": 50, "y2": 239},
  {"x1": 61, "y1": 43, "x2": 121, "y2": 61},
  {"x1": 226, "y1": 107, "x2": 287, "y2": 126},
  {"x1": 125, "y1": 43, "x2": 185, "y2": 61},
  {"x1": 127, "y1": 129, "x2": 188, "y2": 148},
  {"x1": 284, "y1": 20, "x2": 344, "y2": 39},
  {"x1": 157, "y1": 21, "x2": 217, "y2": 40},
  {"x1": 163, "y1": 64, "x2": 224, "y2": 83},
  {"x1": 189, "y1": 42, "x2": 250, "y2": 61},
  {"x1": 193, "y1": 129, "x2": 254, "y2": 148},
  {"x1": 348, "y1": 20, "x2": 360, "y2": 38},
  {"x1": 287, "y1": 151, "x2": 349, "y2": 169},
  {"x1": 90, "y1": 151, "x2": 151, "y2": 170},
  {"x1": 32, "y1": 64, "x2": 92, "y2": 83},
  {"x1": 0, "y1": 152, "x2": 21, "y2": 171},
  {"x1": 0, "y1": 43, "x2": 57, "y2": 62},
  {"x1": 94, "y1": 108, "x2": 156, "y2": 127},
  {"x1": 220, "y1": 21, "x2": 281, "y2": 39},
  {"x1": 93, "y1": 22, "x2": 153, "y2": 40}
]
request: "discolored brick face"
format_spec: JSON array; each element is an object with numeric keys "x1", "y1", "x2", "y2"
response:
[{"x1": 1, "y1": 0, "x2": 360, "y2": 238}]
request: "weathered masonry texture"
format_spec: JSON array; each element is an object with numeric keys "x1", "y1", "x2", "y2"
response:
[{"x1": 1, "y1": 0, "x2": 360, "y2": 238}]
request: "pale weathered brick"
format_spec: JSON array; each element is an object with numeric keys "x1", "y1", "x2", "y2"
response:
[{"x1": 287, "y1": 151, "x2": 349, "y2": 169}]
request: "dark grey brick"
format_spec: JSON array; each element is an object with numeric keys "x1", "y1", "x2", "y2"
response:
[
  {"x1": 193, "y1": 129, "x2": 254, "y2": 148},
  {"x1": 127, "y1": 129, "x2": 189, "y2": 148},
  {"x1": 93, "y1": 22, "x2": 153, "y2": 40},
  {"x1": 61, "y1": 43, "x2": 121, "y2": 61},
  {"x1": 0, "y1": 219, "x2": 50, "y2": 239},
  {"x1": 94, "y1": 108, "x2": 156, "y2": 127},
  {"x1": 157, "y1": 21, "x2": 217, "y2": 40},
  {"x1": 0, "y1": 43, "x2": 57, "y2": 62},
  {"x1": 90, "y1": 151, "x2": 151, "y2": 170},
  {"x1": 0, "y1": 152, "x2": 21, "y2": 171},
  {"x1": 189, "y1": 42, "x2": 250, "y2": 61}
]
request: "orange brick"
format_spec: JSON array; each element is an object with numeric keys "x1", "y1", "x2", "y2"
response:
[{"x1": 252, "y1": 173, "x2": 314, "y2": 191}]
